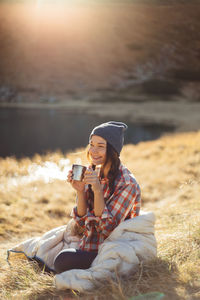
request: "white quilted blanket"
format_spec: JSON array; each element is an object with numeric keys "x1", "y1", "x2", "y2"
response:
[{"x1": 7, "y1": 211, "x2": 157, "y2": 292}]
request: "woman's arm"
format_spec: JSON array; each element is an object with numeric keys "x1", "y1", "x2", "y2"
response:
[
  {"x1": 76, "y1": 190, "x2": 87, "y2": 217},
  {"x1": 67, "y1": 169, "x2": 88, "y2": 217},
  {"x1": 93, "y1": 185, "x2": 105, "y2": 217},
  {"x1": 84, "y1": 168, "x2": 105, "y2": 217}
]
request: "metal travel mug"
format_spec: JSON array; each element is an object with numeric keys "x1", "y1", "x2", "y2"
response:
[{"x1": 72, "y1": 164, "x2": 87, "y2": 181}]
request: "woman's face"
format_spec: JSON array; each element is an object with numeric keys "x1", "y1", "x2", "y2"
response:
[{"x1": 88, "y1": 135, "x2": 107, "y2": 166}]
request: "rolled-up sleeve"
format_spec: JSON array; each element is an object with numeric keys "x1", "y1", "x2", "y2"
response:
[
  {"x1": 71, "y1": 206, "x2": 86, "y2": 228},
  {"x1": 71, "y1": 204, "x2": 113, "y2": 231},
  {"x1": 81, "y1": 182, "x2": 140, "y2": 238}
]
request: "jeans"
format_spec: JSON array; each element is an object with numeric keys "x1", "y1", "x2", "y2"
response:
[{"x1": 54, "y1": 248, "x2": 98, "y2": 274}]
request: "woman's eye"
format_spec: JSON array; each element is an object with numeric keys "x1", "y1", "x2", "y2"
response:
[{"x1": 89, "y1": 144, "x2": 105, "y2": 150}]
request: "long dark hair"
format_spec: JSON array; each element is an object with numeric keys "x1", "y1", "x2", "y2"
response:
[{"x1": 87, "y1": 142, "x2": 120, "y2": 209}]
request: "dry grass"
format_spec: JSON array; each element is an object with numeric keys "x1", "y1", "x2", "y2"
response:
[{"x1": 0, "y1": 131, "x2": 200, "y2": 299}]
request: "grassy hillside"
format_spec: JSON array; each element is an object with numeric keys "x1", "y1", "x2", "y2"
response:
[{"x1": 0, "y1": 131, "x2": 200, "y2": 299}]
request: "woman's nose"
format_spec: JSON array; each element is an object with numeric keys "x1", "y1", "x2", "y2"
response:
[{"x1": 91, "y1": 147, "x2": 98, "y2": 153}]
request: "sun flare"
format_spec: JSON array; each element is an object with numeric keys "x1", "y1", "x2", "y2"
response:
[{"x1": 35, "y1": 0, "x2": 83, "y2": 9}]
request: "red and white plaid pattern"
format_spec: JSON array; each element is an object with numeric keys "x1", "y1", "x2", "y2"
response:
[{"x1": 71, "y1": 163, "x2": 141, "y2": 252}]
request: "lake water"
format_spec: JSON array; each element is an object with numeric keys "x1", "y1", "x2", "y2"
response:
[{"x1": 0, "y1": 108, "x2": 175, "y2": 158}]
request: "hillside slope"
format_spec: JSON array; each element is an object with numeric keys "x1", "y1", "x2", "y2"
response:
[{"x1": 0, "y1": 2, "x2": 200, "y2": 101}]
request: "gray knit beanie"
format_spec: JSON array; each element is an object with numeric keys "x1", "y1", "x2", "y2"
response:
[{"x1": 89, "y1": 121, "x2": 128, "y2": 155}]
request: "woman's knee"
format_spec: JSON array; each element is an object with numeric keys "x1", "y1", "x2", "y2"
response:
[
  {"x1": 54, "y1": 249, "x2": 80, "y2": 273},
  {"x1": 54, "y1": 252, "x2": 67, "y2": 274},
  {"x1": 54, "y1": 249, "x2": 98, "y2": 274}
]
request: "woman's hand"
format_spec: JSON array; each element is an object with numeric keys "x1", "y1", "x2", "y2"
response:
[
  {"x1": 67, "y1": 170, "x2": 85, "y2": 192},
  {"x1": 83, "y1": 167, "x2": 101, "y2": 192}
]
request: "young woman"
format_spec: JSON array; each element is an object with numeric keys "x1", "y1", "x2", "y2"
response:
[{"x1": 54, "y1": 121, "x2": 141, "y2": 273}]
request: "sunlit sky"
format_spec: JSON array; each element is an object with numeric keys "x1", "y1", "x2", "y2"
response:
[
  {"x1": 35, "y1": 0, "x2": 100, "y2": 7},
  {"x1": 36, "y1": 0, "x2": 80, "y2": 6},
  {"x1": 23, "y1": 0, "x2": 96, "y2": 33},
  {"x1": 28, "y1": 0, "x2": 99, "y2": 24}
]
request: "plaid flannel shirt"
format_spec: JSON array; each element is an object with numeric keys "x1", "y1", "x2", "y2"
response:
[{"x1": 71, "y1": 163, "x2": 141, "y2": 252}]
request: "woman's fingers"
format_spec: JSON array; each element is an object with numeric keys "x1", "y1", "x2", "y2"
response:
[
  {"x1": 67, "y1": 170, "x2": 73, "y2": 182},
  {"x1": 84, "y1": 169, "x2": 98, "y2": 176},
  {"x1": 83, "y1": 171, "x2": 99, "y2": 184},
  {"x1": 67, "y1": 175, "x2": 72, "y2": 182},
  {"x1": 67, "y1": 167, "x2": 99, "y2": 186}
]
